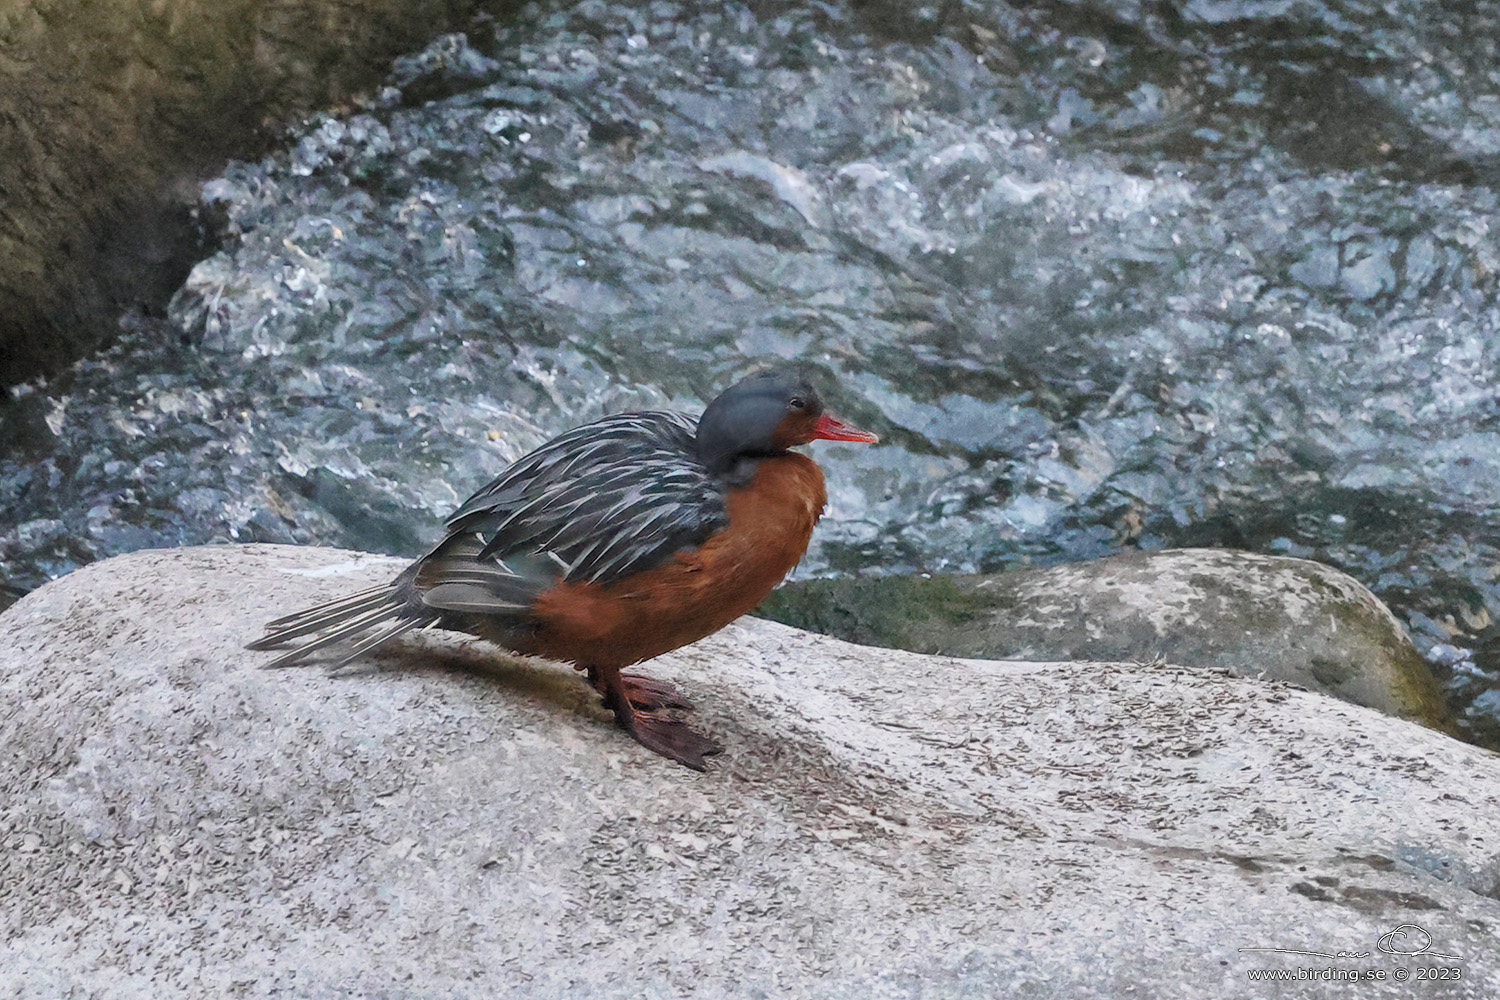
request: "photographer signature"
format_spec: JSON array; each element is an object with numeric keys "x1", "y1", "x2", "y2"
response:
[{"x1": 1239, "y1": 923, "x2": 1462, "y2": 962}]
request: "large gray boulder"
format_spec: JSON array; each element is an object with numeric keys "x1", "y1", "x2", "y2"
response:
[
  {"x1": 2, "y1": 544, "x2": 1497, "y2": 998},
  {"x1": 762, "y1": 548, "x2": 1454, "y2": 731}
]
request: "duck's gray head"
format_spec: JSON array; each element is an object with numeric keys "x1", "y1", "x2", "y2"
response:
[{"x1": 695, "y1": 368, "x2": 877, "y2": 477}]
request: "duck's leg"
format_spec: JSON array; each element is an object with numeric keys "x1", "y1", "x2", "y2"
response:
[{"x1": 586, "y1": 664, "x2": 722, "y2": 771}]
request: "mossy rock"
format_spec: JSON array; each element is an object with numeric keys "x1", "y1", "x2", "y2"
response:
[{"x1": 762, "y1": 548, "x2": 1455, "y2": 733}]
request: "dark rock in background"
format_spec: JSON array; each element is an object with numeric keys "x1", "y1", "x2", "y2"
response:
[{"x1": 0, "y1": 0, "x2": 508, "y2": 387}]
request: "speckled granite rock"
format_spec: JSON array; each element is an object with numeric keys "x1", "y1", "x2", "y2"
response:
[
  {"x1": 762, "y1": 548, "x2": 1454, "y2": 731},
  {"x1": 1, "y1": 544, "x2": 1497, "y2": 998}
]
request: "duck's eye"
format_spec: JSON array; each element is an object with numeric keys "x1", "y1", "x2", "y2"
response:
[{"x1": 788, "y1": 397, "x2": 806, "y2": 411}]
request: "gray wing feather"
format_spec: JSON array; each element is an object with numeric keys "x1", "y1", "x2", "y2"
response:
[{"x1": 417, "y1": 411, "x2": 727, "y2": 615}]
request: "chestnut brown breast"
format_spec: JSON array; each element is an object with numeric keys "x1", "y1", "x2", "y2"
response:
[{"x1": 523, "y1": 453, "x2": 827, "y2": 668}]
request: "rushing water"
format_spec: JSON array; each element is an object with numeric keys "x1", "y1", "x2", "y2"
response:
[{"x1": 5, "y1": 0, "x2": 1500, "y2": 745}]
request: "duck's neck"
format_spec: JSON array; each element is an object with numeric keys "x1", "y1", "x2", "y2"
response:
[{"x1": 712, "y1": 452, "x2": 774, "y2": 486}]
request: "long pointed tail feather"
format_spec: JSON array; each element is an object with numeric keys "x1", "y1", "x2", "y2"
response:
[
  {"x1": 323, "y1": 616, "x2": 428, "y2": 672},
  {"x1": 248, "y1": 581, "x2": 434, "y2": 669},
  {"x1": 246, "y1": 590, "x2": 396, "y2": 650},
  {"x1": 260, "y1": 584, "x2": 393, "y2": 630}
]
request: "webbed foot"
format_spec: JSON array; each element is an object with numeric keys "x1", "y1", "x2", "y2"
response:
[
  {"x1": 618, "y1": 672, "x2": 695, "y2": 712},
  {"x1": 586, "y1": 665, "x2": 721, "y2": 771},
  {"x1": 618, "y1": 709, "x2": 723, "y2": 772}
]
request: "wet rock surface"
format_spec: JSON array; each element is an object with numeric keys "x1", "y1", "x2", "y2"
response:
[
  {"x1": 762, "y1": 547, "x2": 1455, "y2": 731},
  {"x1": 5, "y1": 0, "x2": 1500, "y2": 745},
  {"x1": 2, "y1": 543, "x2": 1498, "y2": 998}
]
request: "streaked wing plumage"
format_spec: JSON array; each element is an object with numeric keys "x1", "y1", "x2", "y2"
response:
[{"x1": 421, "y1": 411, "x2": 727, "y2": 612}]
